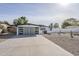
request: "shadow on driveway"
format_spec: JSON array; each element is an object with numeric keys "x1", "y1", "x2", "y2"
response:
[{"x1": 0, "y1": 34, "x2": 37, "y2": 39}]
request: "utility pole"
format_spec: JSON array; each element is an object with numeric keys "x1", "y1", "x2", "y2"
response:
[{"x1": 70, "y1": 31, "x2": 73, "y2": 38}]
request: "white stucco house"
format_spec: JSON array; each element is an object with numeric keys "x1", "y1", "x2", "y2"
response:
[{"x1": 16, "y1": 24, "x2": 49, "y2": 36}]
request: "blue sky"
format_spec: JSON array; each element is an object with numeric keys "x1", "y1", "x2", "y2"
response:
[{"x1": 0, "y1": 3, "x2": 79, "y2": 25}]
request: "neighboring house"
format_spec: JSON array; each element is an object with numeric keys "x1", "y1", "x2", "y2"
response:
[{"x1": 16, "y1": 24, "x2": 49, "y2": 36}]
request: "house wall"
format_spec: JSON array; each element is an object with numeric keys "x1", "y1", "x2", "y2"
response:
[
  {"x1": 17, "y1": 25, "x2": 40, "y2": 36},
  {"x1": 16, "y1": 25, "x2": 50, "y2": 35}
]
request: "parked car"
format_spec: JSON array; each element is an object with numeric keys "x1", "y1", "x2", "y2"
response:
[{"x1": 43, "y1": 30, "x2": 47, "y2": 34}]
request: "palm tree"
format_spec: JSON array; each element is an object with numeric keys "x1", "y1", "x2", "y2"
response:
[{"x1": 13, "y1": 16, "x2": 28, "y2": 26}]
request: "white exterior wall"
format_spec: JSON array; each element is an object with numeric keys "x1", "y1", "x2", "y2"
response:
[
  {"x1": 45, "y1": 27, "x2": 50, "y2": 31},
  {"x1": 39, "y1": 27, "x2": 43, "y2": 34},
  {"x1": 16, "y1": 25, "x2": 50, "y2": 35},
  {"x1": 16, "y1": 27, "x2": 19, "y2": 36},
  {"x1": 39, "y1": 26, "x2": 50, "y2": 34},
  {"x1": 50, "y1": 28, "x2": 79, "y2": 33},
  {"x1": 16, "y1": 25, "x2": 40, "y2": 35}
]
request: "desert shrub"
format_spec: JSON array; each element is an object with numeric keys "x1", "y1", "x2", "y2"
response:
[{"x1": 1, "y1": 29, "x2": 8, "y2": 33}]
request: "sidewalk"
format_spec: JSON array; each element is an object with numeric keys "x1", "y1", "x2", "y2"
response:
[{"x1": 0, "y1": 35, "x2": 73, "y2": 56}]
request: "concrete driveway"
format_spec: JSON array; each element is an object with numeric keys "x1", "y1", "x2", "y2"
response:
[{"x1": 0, "y1": 35, "x2": 73, "y2": 56}]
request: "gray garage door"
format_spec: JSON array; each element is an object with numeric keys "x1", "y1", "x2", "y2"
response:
[{"x1": 23, "y1": 27, "x2": 35, "y2": 35}]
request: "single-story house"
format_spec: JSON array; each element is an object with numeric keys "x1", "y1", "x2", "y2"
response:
[{"x1": 16, "y1": 24, "x2": 49, "y2": 36}]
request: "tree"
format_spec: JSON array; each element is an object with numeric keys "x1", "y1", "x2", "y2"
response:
[
  {"x1": 54, "y1": 23, "x2": 59, "y2": 28},
  {"x1": 62, "y1": 21, "x2": 72, "y2": 28},
  {"x1": 66, "y1": 18, "x2": 76, "y2": 21},
  {"x1": 13, "y1": 16, "x2": 28, "y2": 26},
  {"x1": 66, "y1": 18, "x2": 77, "y2": 26},
  {"x1": 61, "y1": 18, "x2": 78, "y2": 28},
  {"x1": 49, "y1": 23, "x2": 53, "y2": 31}
]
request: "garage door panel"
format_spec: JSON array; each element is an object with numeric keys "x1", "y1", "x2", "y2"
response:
[
  {"x1": 18, "y1": 27, "x2": 36, "y2": 36},
  {"x1": 30, "y1": 27, "x2": 35, "y2": 35}
]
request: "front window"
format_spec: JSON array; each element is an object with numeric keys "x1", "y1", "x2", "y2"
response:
[
  {"x1": 35, "y1": 27, "x2": 39, "y2": 34},
  {"x1": 40, "y1": 28, "x2": 45, "y2": 30},
  {"x1": 18, "y1": 27, "x2": 23, "y2": 35}
]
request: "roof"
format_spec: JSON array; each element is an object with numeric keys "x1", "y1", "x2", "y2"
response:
[
  {"x1": 17, "y1": 25, "x2": 39, "y2": 27},
  {"x1": 27, "y1": 23, "x2": 48, "y2": 27},
  {"x1": 10, "y1": 23, "x2": 48, "y2": 27}
]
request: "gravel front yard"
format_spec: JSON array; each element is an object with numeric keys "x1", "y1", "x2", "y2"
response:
[{"x1": 43, "y1": 33, "x2": 79, "y2": 56}]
